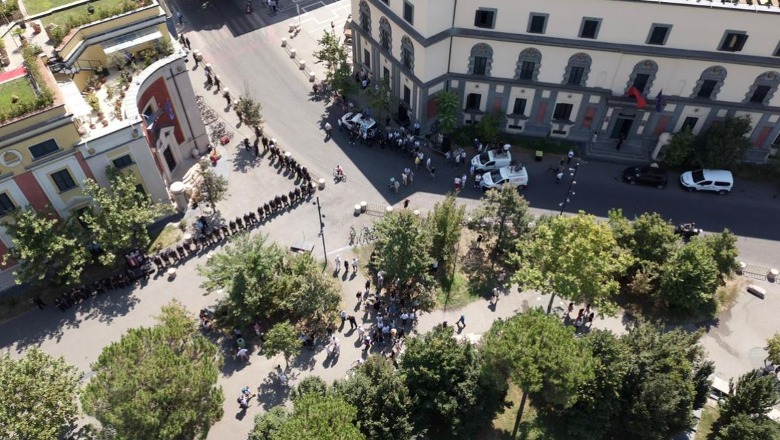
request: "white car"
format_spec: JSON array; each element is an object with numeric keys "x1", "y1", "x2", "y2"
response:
[
  {"x1": 339, "y1": 112, "x2": 378, "y2": 137},
  {"x1": 471, "y1": 149, "x2": 513, "y2": 173},
  {"x1": 480, "y1": 165, "x2": 528, "y2": 190},
  {"x1": 679, "y1": 169, "x2": 733, "y2": 194}
]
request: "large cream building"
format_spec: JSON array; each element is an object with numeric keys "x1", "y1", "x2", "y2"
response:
[{"x1": 350, "y1": 0, "x2": 780, "y2": 161}]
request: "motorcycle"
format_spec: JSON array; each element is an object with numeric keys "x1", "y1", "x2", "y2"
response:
[
  {"x1": 674, "y1": 222, "x2": 701, "y2": 240},
  {"x1": 333, "y1": 169, "x2": 347, "y2": 183}
]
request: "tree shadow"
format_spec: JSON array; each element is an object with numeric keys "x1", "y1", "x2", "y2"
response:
[
  {"x1": 291, "y1": 347, "x2": 318, "y2": 371},
  {"x1": 255, "y1": 376, "x2": 290, "y2": 411},
  {"x1": 231, "y1": 148, "x2": 262, "y2": 173}
]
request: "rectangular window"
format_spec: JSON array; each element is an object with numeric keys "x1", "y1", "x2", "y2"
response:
[
  {"x1": 473, "y1": 56, "x2": 487, "y2": 75},
  {"x1": 383, "y1": 67, "x2": 390, "y2": 82},
  {"x1": 381, "y1": 0, "x2": 389, "y2": 4},
  {"x1": 403, "y1": 1, "x2": 414, "y2": 24},
  {"x1": 466, "y1": 93, "x2": 482, "y2": 111},
  {"x1": 0, "y1": 193, "x2": 16, "y2": 216},
  {"x1": 633, "y1": 74, "x2": 650, "y2": 94},
  {"x1": 363, "y1": 49, "x2": 371, "y2": 68},
  {"x1": 647, "y1": 24, "x2": 671, "y2": 46},
  {"x1": 579, "y1": 18, "x2": 601, "y2": 39},
  {"x1": 519, "y1": 61, "x2": 535, "y2": 80},
  {"x1": 527, "y1": 13, "x2": 547, "y2": 34},
  {"x1": 28, "y1": 139, "x2": 59, "y2": 159},
  {"x1": 402, "y1": 49, "x2": 412, "y2": 70},
  {"x1": 681, "y1": 117, "x2": 698, "y2": 131},
  {"x1": 112, "y1": 154, "x2": 134, "y2": 169},
  {"x1": 719, "y1": 31, "x2": 748, "y2": 52},
  {"x1": 381, "y1": 31, "x2": 390, "y2": 51},
  {"x1": 697, "y1": 80, "x2": 717, "y2": 99},
  {"x1": 512, "y1": 98, "x2": 527, "y2": 115},
  {"x1": 403, "y1": 85, "x2": 411, "y2": 105},
  {"x1": 51, "y1": 169, "x2": 77, "y2": 193},
  {"x1": 553, "y1": 103, "x2": 573, "y2": 121},
  {"x1": 474, "y1": 9, "x2": 495, "y2": 29},
  {"x1": 568, "y1": 66, "x2": 585, "y2": 85},
  {"x1": 750, "y1": 85, "x2": 771, "y2": 104}
]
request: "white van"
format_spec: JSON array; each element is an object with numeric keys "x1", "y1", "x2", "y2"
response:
[
  {"x1": 471, "y1": 150, "x2": 512, "y2": 173},
  {"x1": 679, "y1": 169, "x2": 734, "y2": 194}
]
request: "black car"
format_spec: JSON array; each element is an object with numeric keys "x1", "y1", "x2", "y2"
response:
[{"x1": 622, "y1": 166, "x2": 668, "y2": 189}]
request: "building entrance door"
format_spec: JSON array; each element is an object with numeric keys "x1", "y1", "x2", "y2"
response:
[
  {"x1": 163, "y1": 146, "x2": 176, "y2": 172},
  {"x1": 611, "y1": 114, "x2": 635, "y2": 139}
]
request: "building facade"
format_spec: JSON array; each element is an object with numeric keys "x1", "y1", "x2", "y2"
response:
[
  {"x1": 350, "y1": 0, "x2": 780, "y2": 161},
  {"x1": 0, "y1": 0, "x2": 206, "y2": 289}
]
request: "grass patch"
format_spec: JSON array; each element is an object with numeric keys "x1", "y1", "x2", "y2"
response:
[
  {"x1": 716, "y1": 276, "x2": 746, "y2": 314},
  {"x1": 435, "y1": 269, "x2": 475, "y2": 310},
  {"x1": 147, "y1": 224, "x2": 183, "y2": 253},
  {"x1": 43, "y1": 0, "x2": 137, "y2": 28},
  {"x1": 695, "y1": 405, "x2": 720, "y2": 440},
  {"x1": 478, "y1": 382, "x2": 564, "y2": 440},
  {"x1": 22, "y1": 0, "x2": 77, "y2": 15},
  {"x1": 0, "y1": 78, "x2": 37, "y2": 110}
]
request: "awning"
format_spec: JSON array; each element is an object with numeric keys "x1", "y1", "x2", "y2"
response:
[{"x1": 103, "y1": 30, "x2": 162, "y2": 55}]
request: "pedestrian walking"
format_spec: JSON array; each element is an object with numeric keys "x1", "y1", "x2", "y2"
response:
[
  {"x1": 456, "y1": 315, "x2": 466, "y2": 330},
  {"x1": 556, "y1": 170, "x2": 564, "y2": 183},
  {"x1": 444, "y1": 150, "x2": 451, "y2": 162},
  {"x1": 192, "y1": 52, "x2": 199, "y2": 67},
  {"x1": 214, "y1": 76, "x2": 221, "y2": 91},
  {"x1": 357, "y1": 326, "x2": 365, "y2": 341},
  {"x1": 223, "y1": 89, "x2": 231, "y2": 107},
  {"x1": 454, "y1": 152, "x2": 461, "y2": 167},
  {"x1": 340, "y1": 310, "x2": 347, "y2": 327},
  {"x1": 413, "y1": 120, "x2": 420, "y2": 136},
  {"x1": 430, "y1": 166, "x2": 436, "y2": 181},
  {"x1": 351, "y1": 258, "x2": 359, "y2": 274},
  {"x1": 470, "y1": 165, "x2": 475, "y2": 176},
  {"x1": 474, "y1": 173, "x2": 482, "y2": 188},
  {"x1": 401, "y1": 172, "x2": 408, "y2": 186},
  {"x1": 335, "y1": 255, "x2": 342, "y2": 271},
  {"x1": 184, "y1": 36, "x2": 191, "y2": 50},
  {"x1": 365, "y1": 279, "x2": 371, "y2": 291},
  {"x1": 176, "y1": 11, "x2": 183, "y2": 25},
  {"x1": 403, "y1": 198, "x2": 410, "y2": 209},
  {"x1": 348, "y1": 315, "x2": 357, "y2": 329},
  {"x1": 490, "y1": 288, "x2": 499, "y2": 306},
  {"x1": 461, "y1": 173, "x2": 468, "y2": 188},
  {"x1": 356, "y1": 290, "x2": 363, "y2": 304},
  {"x1": 567, "y1": 149, "x2": 574, "y2": 164},
  {"x1": 324, "y1": 122, "x2": 332, "y2": 141},
  {"x1": 205, "y1": 74, "x2": 213, "y2": 87},
  {"x1": 425, "y1": 157, "x2": 431, "y2": 171},
  {"x1": 408, "y1": 170, "x2": 414, "y2": 185}
]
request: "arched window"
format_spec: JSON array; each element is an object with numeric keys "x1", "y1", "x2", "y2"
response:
[
  {"x1": 359, "y1": 1, "x2": 371, "y2": 34},
  {"x1": 691, "y1": 66, "x2": 727, "y2": 100},
  {"x1": 379, "y1": 17, "x2": 392, "y2": 53},
  {"x1": 562, "y1": 52, "x2": 592, "y2": 86},
  {"x1": 744, "y1": 71, "x2": 780, "y2": 105},
  {"x1": 468, "y1": 43, "x2": 493, "y2": 76},
  {"x1": 625, "y1": 60, "x2": 658, "y2": 95},
  {"x1": 401, "y1": 36, "x2": 414, "y2": 72},
  {"x1": 515, "y1": 48, "x2": 541, "y2": 81}
]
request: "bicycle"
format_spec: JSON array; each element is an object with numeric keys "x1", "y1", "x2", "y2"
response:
[
  {"x1": 361, "y1": 226, "x2": 375, "y2": 243},
  {"x1": 210, "y1": 121, "x2": 226, "y2": 131}
]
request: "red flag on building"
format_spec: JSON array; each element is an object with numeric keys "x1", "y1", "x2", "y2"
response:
[{"x1": 626, "y1": 86, "x2": 647, "y2": 109}]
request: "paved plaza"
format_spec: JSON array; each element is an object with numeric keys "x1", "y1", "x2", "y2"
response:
[{"x1": 1, "y1": 1, "x2": 780, "y2": 438}]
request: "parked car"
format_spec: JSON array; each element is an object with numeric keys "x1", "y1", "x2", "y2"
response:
[
  {"x1": 480, "y1": 165, "x2": 529, "y2": 190},
  {"x1": 679, "y1": 169, "x2": 733, "y2": 194},
  {"x1": 622, "y1": 165, "x2": 668, "y2": 189},
  {"x1": 339, "y1": 112, "x2": 379, "y2": 138},
  {"x1": 471, "y1": 149, "x2": 513, "y2": 173}
]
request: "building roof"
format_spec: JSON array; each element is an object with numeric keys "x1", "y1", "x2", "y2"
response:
[{"x1": 638, "y1": 0, "x2": 779, "y2": 13}]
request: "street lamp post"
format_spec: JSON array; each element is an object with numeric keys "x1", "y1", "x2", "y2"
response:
[
  {"x1": 315, "y1": 197, "x2": 328, "y2": 263},
  {"x1": 545, "y1": 161, "x2": 580, "y2": 314}
]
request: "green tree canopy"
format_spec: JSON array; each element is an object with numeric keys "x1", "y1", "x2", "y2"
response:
[
  {"x1": 482, "y1": 309, "x2": 593, "y2": 438},
  {"x1": 697, "y1": 116, "x2": 752, "y2": 169},
  {"x1": 658, "y1": 239, "x2": 720, "y2": 315},
  {"x1": 766, "y1": 333, "x2": 780, "y2": 365},
  {"x1": 236, "y1": 91, "x2": 264, "y2": 131},
  {"x1": 713, "y1": 412, "x2": 780, "y2": 440},
  {"x1": 373, "y1": 209, "x2": 435, "y2": 310},
  {"x1": 334, "y1": 356, "x2": 414, "y2": 440},
  {"x1": 198, "y1": 234, "x2": 340, "y2": 330},
  {"x1": 258, "y1": 393, "x2": 366, "y2": 440},
  {"x1": 366, "y1": 77, "x2": 392, "y2": 125},
  {"x1": 262, "y1": 321, "x2": 302, "y2": 369},
  {"x1": 513, "y1": 212, "x2": 631, "y2": 314},
  {"x1": 469, "y1": 184, "x2": 532, "y2": 261},
  {"x1": 714, "y1": 369, "x2": 780, "y2": 432},
  {"x1": 312, "y1": 30, "x2": 356, "y2": 98},
  {"x1": 81, "y1": 167, "x2": 167, "y2": 266},
  {"x1": 476, "y1": 111, "x2": 505, "y2": 144},
  {"x1": 2, "y1": 207, "x2": 87, "y2": 286},
  {"x1": 197, "y1": 161, "x2": 229, "y2": 212},
  {"x1": 698, "y1": 230, "x2": 739, "y2": 280},
  {"x1": 662, "y1": 126, "x2": 695, "y2": 168},
  {"x1": 82, "y1": 300, "x2": 224, "y2": 440},
  {"x1": 427, "y1": 193, "x2": 465, "y2": 280},
  {"x1": 435, "y1": 91, "x2": 459, "y2": 135},
  {"x1": 0, "y1": 348, "x2": 82, "y2": 440},
  {"x1": 249, "y1": 407, "x2": 289, "y2": 440},
  {"x1": 401, "y1": 325, "x2": 508, "y2": 439}
]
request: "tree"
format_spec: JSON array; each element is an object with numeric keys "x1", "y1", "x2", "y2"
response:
[
  {"x1": 373, "y1": 210, "x2": 435, "y2": 309},
  {"x1": 766, "y1": 333, "x2": 780, "y2": 365},
  {"x1": 697, "y1": 116, "x2": 752, "y2": 169},
  {"x1": 262, "y1": 321, "x2": 302, "y2": 369},
  {"x1": 312, "y1": 30, "x2": 356, "y2": 98},
  {"x1": 619, "y1": 322, "x2": 710, "y2": 440},
  {"x1": 482, "y1": 309, "x2": 593, "y2": 439},
  {"x1": 715, "y1": 369, "x2": 780, "y2": 430},
  {"x1": 236, "y1": 90, "x2": 263, "y2": 132},
  {"x1": 469, "y1": 184, "x2": 532, "y2": 260},
  {"x1": 658, "y1": 239, "x2": 720, "y2": 315},
  {"x1": 476, "y1": 111, "x2": 505, "y2": 145},
  {"x1": 334, "y1": 356, "x2": 414, "y2": 440},
  {"x1": 198, "y1": 234, "x2": 340, "y2": 330},
  {"x1": 662, "y1": 127, "x2": 695, "y2": 168},
  {"x1": 366, "y1": 77, "x2": 392, "y2": 126},
  {"x1": 197, "y1": 161, "x2": 229, "y2": 212},
  {"x1": 0, "y1": 348, "x2": 82, "y2": 440},
  {"x1": 267, "y1": 394, "x2": 366, "y2": 440},
  {"x1": 81, "y1": 167, "x2": 167, "y2": 266},
  {"x1": 699, "y1": 230, "x2": 739, "y2": 280},
  {"x1": 291, "y1": 376, "x2": 329, "y2": 401},
  {"x1": 427, "y1": 193, "x2": 465, "y2": 280},
  {"x1": 2, "y1": 207, "x2": 88, "y2": 286},
  {"x1": 628, "y1": 212, "x2": 679, "y2": 266},
  {"x1": 82, "y1": 301, "x2": 224, "y2": 440},
  {"x1": 435, "y1": 91, "x2": 459, "y2": 135},
  {"x1": 401, "y1": 326, "x2": 508, "y2": 439},
  {"x1": 250, "y1": 407, "x2": 289, "y2": 440},
  {"x1": 713, "y1": 412, "x2": 780, "y2": 440},
  {"x1": 512, "y1": 212, "x2": 631, "y2": 314}
]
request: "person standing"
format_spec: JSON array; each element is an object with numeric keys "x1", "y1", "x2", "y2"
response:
[
  {"x1": 214, "y1": 76, "x2": 221, "y2": 91},
  {"x1": 461, "y1": 173, "x2": 468, "y2": 189},
  {"x1": 567, "y1": 149, "x2": 574, "y2": 165},
  {"x1": 348, "y1": 315, "x2": 357, "y2": 329},
  {"x1": 176, "y1": 11, "x2": 183, "y2": 25},
  {"x1": 324, "y1": 122, "x2": 332, "y2": 141},
  {"x1": 340, "y1": 310, "x2": 347, "y2": 328},
  {"x1": 351, "y1": 258, "x2": 359, "y2": 274},
  {"x1": 335, "y1": 255, "x2": 342, "y2": 272},
  {"x1": 456, "y1": 315, "x2": 466, "y2": 330}
]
